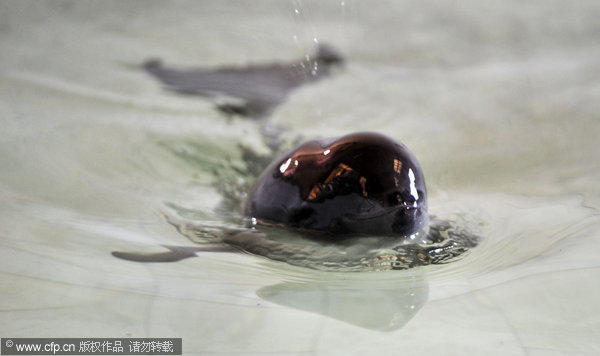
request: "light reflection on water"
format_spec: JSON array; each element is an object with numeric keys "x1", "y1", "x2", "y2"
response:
[{"x1": 1, "y1": 1, "x2": 600, "y2": 354}]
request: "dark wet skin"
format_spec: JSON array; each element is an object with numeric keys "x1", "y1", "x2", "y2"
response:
[
  {"x1": 113, "y1": 132, "x2": 479, "y2": 271},
  {"x1": 143, "y1": 44, "x2": 344, "y2": 118},
  {"x1": 113, "y1": 47, "x2": 479, "y2": 271},
  {"x1": 248, "y1": 132, "x2": 428, "y2": 237}
]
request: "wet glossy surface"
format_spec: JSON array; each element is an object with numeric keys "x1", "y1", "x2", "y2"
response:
[
  {"x1": 248, "y1": 132, "x2": 427, "y2": 237},
  {"x1": 2, "y1": 2, "x2": 600, "y2": 354}
]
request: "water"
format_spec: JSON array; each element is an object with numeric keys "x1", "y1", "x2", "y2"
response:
[{"x1": 1, "y1": 1, "x2": 599, "y2": 354}]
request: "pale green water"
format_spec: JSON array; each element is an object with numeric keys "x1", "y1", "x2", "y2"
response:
[{"x1": 1, "y1": 1, "x2": 600, "y2": 354}]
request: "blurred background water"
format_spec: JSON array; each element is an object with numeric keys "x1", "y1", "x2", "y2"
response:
[{"x1": 1, "y1": 1, "x2": 599, "y2": 354}]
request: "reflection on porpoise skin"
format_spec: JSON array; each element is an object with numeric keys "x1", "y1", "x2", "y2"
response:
[
  {"x1": 248, "y1": 132, "x2": 428, "y2": 237},
  {"x1": 143, "y1": 44, "x2": 344, "y2": 118},
  {"x1": 113, "y1": 47, "x2": 480, "y2": 271},
  {"x1": 113, "y1": 131, "x2": 479, "y2": 271}
]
